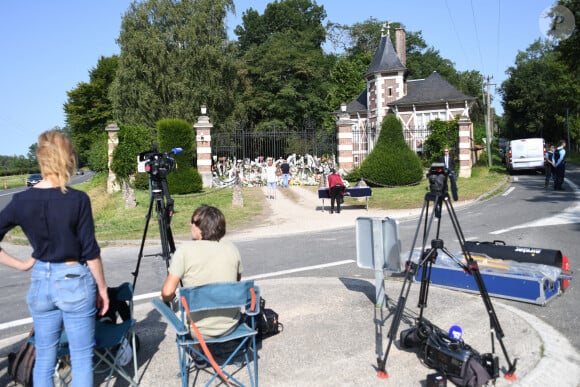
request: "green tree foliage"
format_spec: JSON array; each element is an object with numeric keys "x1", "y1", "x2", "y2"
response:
[
  {"x1": 553, "y1": 0, "x2": 580, "y2": 143},
  {"x1": 234, "y1": 0, "x2": 332, "y2": 130},
  {"x1": 499, "y1": 39, "x2": 578, "y2": 142},
  {"x1": 26, "y1": 143, "x2": 38, "y2": 165},
  {"x1": 326, "y1": 53, "x2": 368, "y2": 111},
  {"x1": 359, "y1": 115, "x2": 423, "y2": 186},
  {"x1": 64, "y1": 56, "x2": 118, "y2": 166},
  {"x1": 553, "y1": 0, "x2": 580, "y2": 74},
  {"x1": 111, "y1": 125, "x2": 153, "y2": 183},
  {"x1": 110, "y1": 0, "x2": 236, "y2": 129},
  {"x1": 86, "y1": 132, "x2": 109, "y2": 173},
  {"x1": 423, "y1": 118, "x2": 459, "y2": 163},
  {"x1": 156, "y1": 118, "x2": 202, "y2": 194},
  {"x1": 0, "y1": 155, "x2": 38, "y2": 176}
]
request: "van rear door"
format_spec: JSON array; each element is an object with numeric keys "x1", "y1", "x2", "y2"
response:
[{"x1": 508, "y1": 138, "x2": 545, "y2": 172}]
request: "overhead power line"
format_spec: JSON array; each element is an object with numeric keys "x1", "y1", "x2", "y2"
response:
[
  {"x1": 470, "y1": 0, "x2": 485, "y2": 73},
  {"x1": 444, "y1": 0, "x2": 470, "y2": 67}
]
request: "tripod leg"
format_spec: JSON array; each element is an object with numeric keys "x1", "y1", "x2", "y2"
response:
[
  {"x1": 132, "y1": 191, "x2": 155, "y2": 290},
  {"x1": 442, "y1": 199, "x2": 518, "y2": 378},
  {"x1": 377, "y1": 265, "x2": 415, "y2": 378},
  {"x1": 417, "y1": 253, "x2": 435, "y2": 320},
  {"x1": 156, "y1": 197, "x2": 172, "y2": 272},
  {"x1": 377, "y1": 196, "x2": 438, "y2": 378}
]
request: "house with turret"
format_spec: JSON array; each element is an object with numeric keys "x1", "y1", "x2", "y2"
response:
[{"x1": 336, "y1": 25, "x2": 476, "y2": 178}]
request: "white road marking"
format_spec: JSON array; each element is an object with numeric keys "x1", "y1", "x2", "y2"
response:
[
  {"x1": 492, "y1": 178, "x2": 579, "y2": 235},
  {"x1": 0, "y1": 260, "x2": 357, "y2": 331},
  {"x1": 245, "y1": 260, "x2": 356, "y2": 280},
  {"x1": 502, "y1": 187, "x2": 515, "y2": 196},
  {"x1": 0, "y1": 317, "x2": 32, "y2": 331}
]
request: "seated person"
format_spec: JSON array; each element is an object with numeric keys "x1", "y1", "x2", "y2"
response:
[{"x1": 161, "y1": 205, "x2": 243, "y2": 337}]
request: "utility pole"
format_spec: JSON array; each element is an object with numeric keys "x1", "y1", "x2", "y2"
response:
[{"x1": 485, "y1": 76, "x2": 493, "y2": 167}]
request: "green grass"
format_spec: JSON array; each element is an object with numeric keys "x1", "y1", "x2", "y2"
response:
[
  {"x1": 0, "y1": 164, "x2": 515, "y2": 242},
  {"x1": 84, "y1": 174, "x2": 265, "y2": 241},
  {"x1": 306, "y1": 165, "x2": 508, "y2": 210},
  {"x1": 3, "y1": 173, "x2": 266, "y2": 242},
  {"x1": 0, "y1": 174, "x2": 30, "y2": 189},
  {"x1": 375, "y1": 166, "x2": 507, "y2": 209}
]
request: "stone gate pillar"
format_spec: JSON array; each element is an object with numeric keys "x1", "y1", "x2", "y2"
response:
[
  {"x1": 458, "y1": 114, "x2": 473, "y2": 178},
  {"x1": 194, "y1": 105, "x2": 213, "y2": 188},
  {"x1": 337, "y1": 104, "x2": 354, "y2": 171},
  {"x1": 105, "y1": 122, "x2": 120, "y2": 193}
]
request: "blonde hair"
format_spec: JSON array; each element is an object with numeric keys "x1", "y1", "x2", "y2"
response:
[{"x1": 36, "y1": 130, "x2": 77, "y2": 193}]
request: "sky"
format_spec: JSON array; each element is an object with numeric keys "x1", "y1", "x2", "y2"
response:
[{"x1": 0, "y1": 0, "x2": 560, "y2": 157}]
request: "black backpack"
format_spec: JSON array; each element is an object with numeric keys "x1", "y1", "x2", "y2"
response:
[
  {"x1": 8, "y1": 329, "x2": 35, "y2": 387},
  {"x1": 247, "y1": 297, "x2": 282, "y2": 341}
]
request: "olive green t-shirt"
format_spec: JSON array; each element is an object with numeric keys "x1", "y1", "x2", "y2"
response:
[{"x1": 169, "y1": 240, "x2": 243, "y2": 337}]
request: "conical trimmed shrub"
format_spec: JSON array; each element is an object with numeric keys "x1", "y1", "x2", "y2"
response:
[{"x1": 359, "y1": 115, "x2": 423, "y2": 186}]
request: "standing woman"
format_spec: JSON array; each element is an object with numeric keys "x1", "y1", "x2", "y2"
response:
[{"x1": 0, "y1": 130, "x2": 109, "y2": 386}]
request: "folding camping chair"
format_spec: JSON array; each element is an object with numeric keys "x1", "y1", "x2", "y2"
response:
[
  {"x1": 53, "y1": 282, "x2": 139, "y2": 386},
  {"x1": 152, "y1": 280, "x2": 260, "y2": 387}
]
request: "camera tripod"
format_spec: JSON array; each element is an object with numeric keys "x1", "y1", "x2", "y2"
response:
[
  {"x1": 132, "y1": 176, "x2": 176, "y2": 290},
  {"x1": 376, "y1": 188, "x2": 517, "y2": 380}
]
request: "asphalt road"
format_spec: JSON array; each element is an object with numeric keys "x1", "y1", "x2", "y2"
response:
[{"x1": 0, "y1": 166, "x2": 578, "y2": 354}]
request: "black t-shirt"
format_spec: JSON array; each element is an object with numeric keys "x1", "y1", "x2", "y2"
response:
[
  {"x1": 0, "y1": 187, "x2": 100, "y2": 262},
  {"x1": 280, "y1": 163, "x2": 290, "y2": 174}
]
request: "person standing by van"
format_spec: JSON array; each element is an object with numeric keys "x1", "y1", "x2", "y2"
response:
[
  {"x1": 544, "y1": 144, "x2": 555, "y2": 188},
  {"x1": 552, "y1": 140, "x2": 567, "y2": 190}
]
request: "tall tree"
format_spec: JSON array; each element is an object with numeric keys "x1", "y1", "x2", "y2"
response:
[
  {"x1": 499, "y1": 39, "x2": 577, "y2": 142},
  {"x1": 234, "y1": 0, "x2": 332, "y2": 130},
  {"x1": 64, "y1": 56, "x2": 118, "y2": 166},
  {"x1": 553, "y1": 0, "x2": 580, "y2": 143},
  {"x1": 110, "y1": 0, "x2": 236, "y2": 128}
]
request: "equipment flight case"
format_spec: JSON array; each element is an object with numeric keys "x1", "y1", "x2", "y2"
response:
[{"x1": 414, "y1": 241, "x2": 570, "y2": 306}]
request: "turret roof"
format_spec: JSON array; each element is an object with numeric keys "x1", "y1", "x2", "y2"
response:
[{"x1": 365, "y1": 34, "x2": 406, "y2": 76}]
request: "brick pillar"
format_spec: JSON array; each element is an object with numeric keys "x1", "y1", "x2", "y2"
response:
[
  {"x1": 458, "y1": 114, "x2": 473, "y2": 178},
  {"x1": 105, "y1": 122, "x2": 120, "y2": 193},
  {"x1": 193, "y1": 106, "x2": 213, "y2": 188},
  {"x1": 337, "y1": 106, "x2": 354, "y2": 171}
]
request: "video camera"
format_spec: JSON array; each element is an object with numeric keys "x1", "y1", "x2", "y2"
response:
[
  {"x1": 426, "y1": 162, "x2": 458, "y2": 201},
  {"x1": 400, "y1": 320, "x2": 499, "y2": 385},
  {"x1": 137, "y1": 148, "x2": 182, "y2": 180}
]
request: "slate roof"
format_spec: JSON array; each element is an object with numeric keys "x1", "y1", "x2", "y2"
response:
[
  {"x1": 389, "y1": 72, "x2": 475, "y2": 107},
  {"x1": 365, "y1": 34, "x2": 406, "y2": 76},
  {"x1": 345, "y1": 90, "x2": 367, "y2": 113}
]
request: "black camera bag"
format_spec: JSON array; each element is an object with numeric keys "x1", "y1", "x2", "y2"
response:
[{"x1": 248, "y1": 297, "x2": 282, "y2": 341}]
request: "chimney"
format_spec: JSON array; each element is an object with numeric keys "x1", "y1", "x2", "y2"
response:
[{"x1": 395, "y1": 28, "x2": 406, "y2": 66}]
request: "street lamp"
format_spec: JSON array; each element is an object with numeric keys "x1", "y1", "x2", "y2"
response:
[{"x1": 201, "y1": 105, "x2": 207, "y2": 115}]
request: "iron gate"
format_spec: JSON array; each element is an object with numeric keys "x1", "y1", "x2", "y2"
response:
[{"x1": 211, "y1": 123, "x2": 336, "y2": 161}]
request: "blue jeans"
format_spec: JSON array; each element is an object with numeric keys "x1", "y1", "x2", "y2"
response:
[
  {"x1": 27, "y1": 261, "x2": 96, "y2": 387},
  {"x1": 282, "y1": 173, "x2": 289, "y2": 187}
]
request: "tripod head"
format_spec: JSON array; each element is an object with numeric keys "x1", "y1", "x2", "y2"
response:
[
  {"x1": 138, "y1": 147, "x2": 183, "y2": 182},
  {"x1": 427, "y1": 162, "x2": 458, "y2": 202}
]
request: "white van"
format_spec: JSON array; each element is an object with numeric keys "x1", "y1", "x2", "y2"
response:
[{"x1": 506, "y1": 138, "x2": 545, "y2": 173}]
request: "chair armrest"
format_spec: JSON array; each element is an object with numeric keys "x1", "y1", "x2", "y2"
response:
[
  {"x1": 245, "y1": 285, "x2": 261, "y2": 316},
  {"x1": 152, "y1": 298, "x2": 189, "y2": 336}
]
